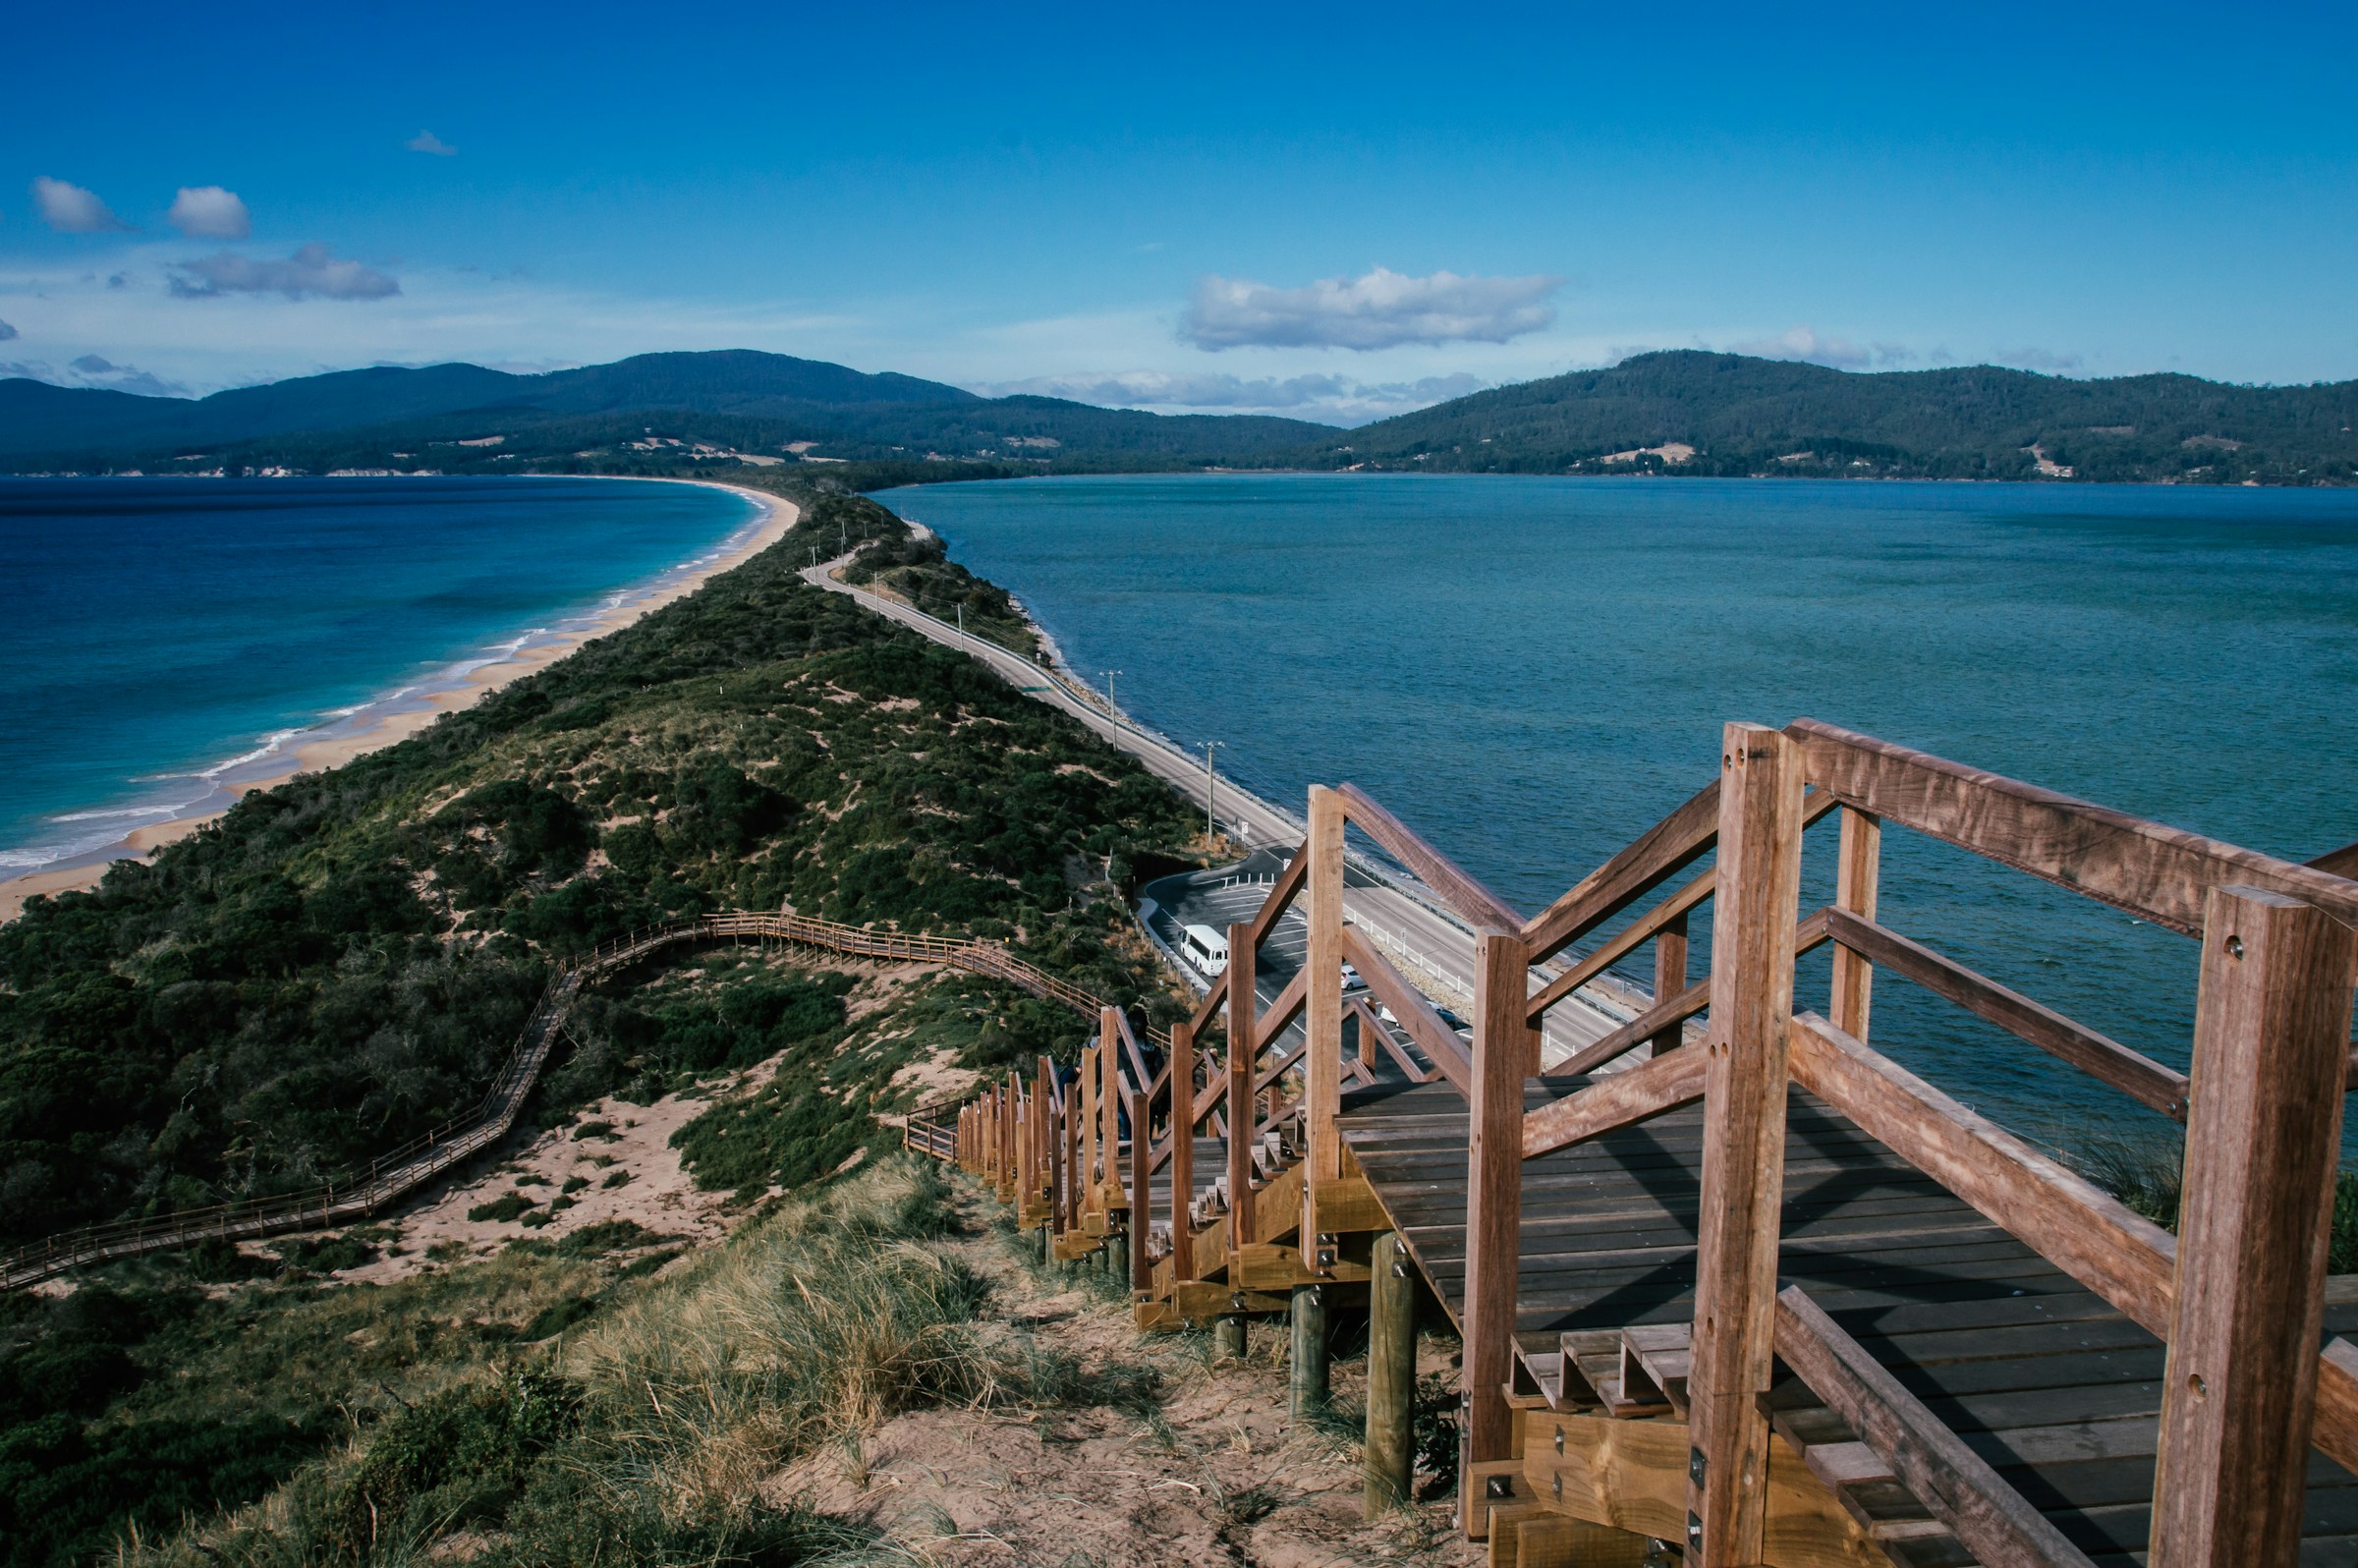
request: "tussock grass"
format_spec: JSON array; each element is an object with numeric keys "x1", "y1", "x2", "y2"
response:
[{"x1": 114, "y1": 1158, "x2": 1148, "y2": 1568}]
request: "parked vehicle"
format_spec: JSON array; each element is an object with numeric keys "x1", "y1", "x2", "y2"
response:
[{"x1": 1180, "y1": 923, "x2": 1230, "y2": 977}]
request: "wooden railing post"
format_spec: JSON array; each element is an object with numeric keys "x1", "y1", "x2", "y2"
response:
[
  {"x1": 1365, "y1": 1229, "x2": 1417, "y2": 1518},
  {"x1": 1035, "y1": 1053, "x2": 1054, "y2": 1211},
  {"x1": 1080, "y1": 1044, "x2": 1099, "y2": 1217},
  {"x1": 1651, "y1": 910, "x2": 1690, "y2": 1057},
  {"x1": 2151, "y1": 884, "x2": 2357, "y2": 1568},
  {"x1": 1461, "y1": 924, "x2": 1539, "y2": 1532},
  {"x1": 1226, "y1": 922, "x2": 1258, "y2": 1248},
  {"x1": 1686, "y1": 721, "x2": 1806, "y2": 1568},
  {"x1": 1171, "y1": 1020, "x2": 1196, "y2": 1282},
  {"x1": 1828, "y1": 807, "x2": 1881, "y2": 1040},
  {"x1": 1129, "y1": 1087, "x2": 1151, "y2": 1291},
  {"x1": 1303, "y1": 785, "x2": 1348, "y2": 1272},
  {"x1": 1099, "y1": 1007, "x2": 1122, "y2": 1207}
]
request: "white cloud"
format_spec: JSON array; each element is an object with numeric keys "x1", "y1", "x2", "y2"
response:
[
  {"x1": 1179, "y1": 265, "x2": 1561, "y2": 352},
  {"x1": 32, "y1": 177, "x2": 132, "y2": 234},
  {"x1": 1727, "y1": 324, "x2": 1921, "y2": 370},
  {"x1": 982, "y1": 367, "x2": 1486, "y2": 424},
  {"x1": 0, "y1": 318, "x2": 16, "y2": 342},
  {"x1": 406, "y1": 130, "x2": 458, "y2": 156},
  {"x1": 167, "y1": 186, "x2": 251, "y2": 240},
  {"x1": 169, "y1": 243, "x2": 400, "y2": 301}
]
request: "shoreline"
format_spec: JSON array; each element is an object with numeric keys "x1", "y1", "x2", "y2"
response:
[{"x1": 0, "y1": 477, "x2": 797, "y2": 923}]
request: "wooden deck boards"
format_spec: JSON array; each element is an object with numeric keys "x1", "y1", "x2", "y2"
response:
[{"x1": 1335, "y1": 1076, "x2": 2358, "y2": 1562}]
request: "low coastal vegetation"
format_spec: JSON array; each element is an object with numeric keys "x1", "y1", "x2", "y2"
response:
[{"x1": 0, "y1": 485, "x2": 1218, "y2": 1562}]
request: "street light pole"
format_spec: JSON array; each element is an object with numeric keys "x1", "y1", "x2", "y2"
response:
[
  {"x1": 1102, "y1": 670, "x2": 1124, "y2": 718},
  {"x1": 1203, "y1": 740, "x2": 1225, "y2": 843}
]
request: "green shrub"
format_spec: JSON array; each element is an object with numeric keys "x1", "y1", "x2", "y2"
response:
[{"x1": 467, "y1": 1195, "x2": 536, "y2": 1225}]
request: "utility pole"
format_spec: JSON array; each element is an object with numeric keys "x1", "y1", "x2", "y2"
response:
[
  {"x1": 956, "y1": 604, "x2": 966, "y2": 647},
  {"x1": 1102, "y1": 670, "x2": 1123, "y2": 719},
  {"x1": 1203, "y1": 740, "x2": 1225, "y2": 843}
]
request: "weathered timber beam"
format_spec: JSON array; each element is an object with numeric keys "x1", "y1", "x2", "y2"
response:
[
  {"x1": 1336, "y1": 781, "x2": 1524, "y2": 930},
  {"x1": 1525, "y1": 862, "x2": 1717, "y2": 1024},
  {"x1": 1519, "y1": 783, "x2": 1837, "y2": 965},
  {"x1": 1787, "y1": 1010, "x2": 2177, "y2": 1336},
  {"x1": 1351, "y1": 994, "x2": 1434, "y2": 1083},
  {"x1": 1521, "y1": 778, "x2": 1721, "y2": 962},
  {"x1": 1521, "y1": 1043, "x2": 1706, "y2": 1159},
  {"x1": 1112, "y1": 1008, "x2": 1154, "y2": 1102},
  {"x1": 1825, "y1": 907, "x2": 2191, "y2": 1119},
  {"x1": 1341, "y1": 926, "x2": 1473, "y2": 1094},
  {"x1": 1789, "y1": 717, "x2": 2358, "y2": 934},
  {"x1": 1256, "y1": 968, "x2": 1309, "y2": 1052},
  {"x1": 1188, "y1": 974, "x2": 1227, "y2": 1036},
  {"x1": 1547, "y1": 977, "x2": 1710, "y2": 1080},
  {"x1": 1253, "y1": 1036, "x2": 1308, "y2": 1096},
  {"x1": 1774, "y1": 1285, "x2": 2100, "y2": 1568},
  {"x1": 1546, "y1": 910, "x2": 1827, "y2": 1081},
  {"x1": 2314, "y1": 1340, "x2": 2358, "y2": 1477},
  {"x1": 2310, "y1": 839, "x2": 2358, "y2": 879},
  {"x1": 1245, "y1": 841, "x2": 1311, "y2": 950}
]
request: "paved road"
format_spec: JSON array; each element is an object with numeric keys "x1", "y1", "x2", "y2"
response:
[{"x1": 802, "y1": 555, "x2": 1641, "y2": 1066}]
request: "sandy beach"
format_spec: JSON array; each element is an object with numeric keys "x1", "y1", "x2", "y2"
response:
[{"x1": 0, "y1": 478, "x2": 797, "y2": 923}]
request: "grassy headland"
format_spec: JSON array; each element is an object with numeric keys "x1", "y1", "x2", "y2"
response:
[{"x1": 0, "y1": 481, "x2": 1221, "y2": 1563}]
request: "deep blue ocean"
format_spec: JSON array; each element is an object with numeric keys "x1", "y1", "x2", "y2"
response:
[
  {"x1": 0, "y1": 476, "x2": 758, "y2": 875},
  {"x1": 896, "y1": 474, "x2": 2358, "y2": 1148}
]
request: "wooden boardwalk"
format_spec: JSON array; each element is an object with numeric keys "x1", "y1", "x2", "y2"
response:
[
  {"x1": 916, "y1": 718, "x2": 2358, "y2": 1567},
  {"x1": 1340, "y1": 1079, "x2": 2358, "y2": 1563}
]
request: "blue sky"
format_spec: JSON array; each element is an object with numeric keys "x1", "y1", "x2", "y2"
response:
[{"x1": 3, "y1": 1, "x2": 2354, "y2": 423}]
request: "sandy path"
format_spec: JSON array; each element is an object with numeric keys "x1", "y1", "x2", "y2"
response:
[{"x1": 1, "y1": 478, "x2": 795, "y2": 922}]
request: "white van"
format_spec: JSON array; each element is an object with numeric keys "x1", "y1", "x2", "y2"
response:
[{"x1": 1180, "y1": 924, "x2": 1230, "y2": 977}]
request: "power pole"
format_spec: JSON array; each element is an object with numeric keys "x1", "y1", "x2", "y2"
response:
[{"x1": 1103, "y1": 670, "x2": 1124, "y2": 719}]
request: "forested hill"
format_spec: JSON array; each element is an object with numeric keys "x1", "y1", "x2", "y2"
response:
[
  {"x1": 1323, "y1": 351, "x2": 2358, "y2": 483},
  {"x1": 7, "y1": 345, "x2": 2354, "y2": 482},
  {"x1": 0, "y1": 348, "x2": 1333, "y2": 476}
]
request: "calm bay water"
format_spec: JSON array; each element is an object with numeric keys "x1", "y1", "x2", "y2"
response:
[
  {"x1": 897, "y1": 473, "x2": 2358, "y2": 1148},
  {"x1": 0, "y1": 476, "x2": 757, "y2": 873}
]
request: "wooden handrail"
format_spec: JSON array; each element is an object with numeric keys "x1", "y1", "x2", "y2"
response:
[
  {"x1": 1824, "y1": 906, "x2": 2192, "y2": 1118},
  {"x1": 1790, "y1": 717, "x2": 2358, "y2": 934},
  {"x1": 1524, "y1": 861, "x2": 1716, "y2": 1024},
  {"x1": 1336, "y1": 781, "x2": 1524, "y2": 931},
  {"x1": 1341, "y1": 926, "x2": 1472, "y2": 1093},
  {"x1": 1520, "y1": 779, "x2": 1722, "y2": 962}
]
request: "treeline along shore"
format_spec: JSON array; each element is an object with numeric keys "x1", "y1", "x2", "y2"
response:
[{"x1": 0, "y1": 479, "x2": 1233, "y2": 1566}]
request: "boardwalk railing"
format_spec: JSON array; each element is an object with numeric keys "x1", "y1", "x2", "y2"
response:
[
  {"x1": 4, "y1": 910, "x2": 1159, "y2": 1290},
  {"x1": 917, "y1": 720, "x2": 2358, "y2": 1565}
]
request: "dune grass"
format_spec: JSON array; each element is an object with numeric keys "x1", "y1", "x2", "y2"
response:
[{"x1": 109, "y1": 1158, "x2": 1156, "y2": 1568}]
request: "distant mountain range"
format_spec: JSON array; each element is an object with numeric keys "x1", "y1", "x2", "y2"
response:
[{"x1": 3, "y1": 348, "x2": 2352, "y2": 484}]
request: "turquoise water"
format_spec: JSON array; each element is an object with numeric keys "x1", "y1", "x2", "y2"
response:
[
  {"x1": 896, "y1": 473, "x2": 2358, "y2": 1146},
  {"x1": 0, "y1": 476, "x2": 758, "y2": 874}
]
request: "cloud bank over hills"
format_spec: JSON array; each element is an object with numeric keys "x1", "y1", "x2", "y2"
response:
[{"x1": 1178, "y1": 265, "x2": 1562, "y2": 351}]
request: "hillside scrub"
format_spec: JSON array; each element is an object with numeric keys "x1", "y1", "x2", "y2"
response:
[
  {"x1": 109, "y1": 1159, "x2": 1112, "y2": 1568},
  {"x1": 0, "y1": 484, "x2": 1201, "y2": 1251}
]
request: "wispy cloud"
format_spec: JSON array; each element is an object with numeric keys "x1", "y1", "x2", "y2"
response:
[
  {"x1": 32, "y1": 177, "x2": 133, "y2": 234},
  {"x1": 0, "y1": 318, "x2": 16, "y2": 343},
  {"x1": 1729, "y1": 324, "x2": 1915, "y2": 370},
  {"x1": 1179, "y1": 265, "x2": 1561, "y2": 352},
  {"x1": 981, "y1": 367, "x2": 1487, "y2": 424},
  {"x1": 406, "y1": 130, "x2": 458, "y2": 156},
  {"x1": 66, "y1": 353, "x2": 187, "y2": 396},
  {"x1": 167, "y1": 186, "x2": 251, "y2": 240},
  {"x1": 169, "y1": 243, "x2": 400, "y2": 301},
  {"x1": 1993, "y1": 345, "x2": 2084, "y2": 372}
]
